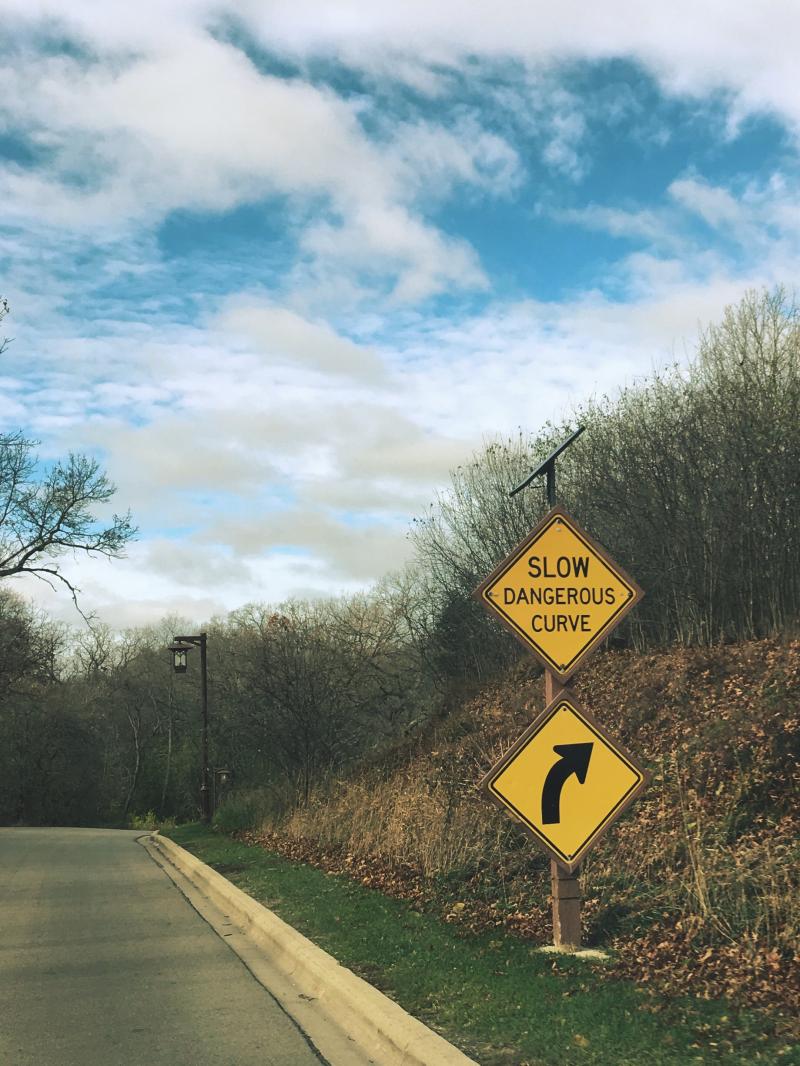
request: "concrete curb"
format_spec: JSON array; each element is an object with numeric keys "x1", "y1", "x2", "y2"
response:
[{"x1": 149, "y1": 833, "x2": 477, "y2": 1066}]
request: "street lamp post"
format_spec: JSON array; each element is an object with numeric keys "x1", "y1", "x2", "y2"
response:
[
  {"x1": 213, "y1": 767, "x2": 232, "y2": 811},
  {"x1": 168, "y1": 633, "x2": 211, "y2": 824}
]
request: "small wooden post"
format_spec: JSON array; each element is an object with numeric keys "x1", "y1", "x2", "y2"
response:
[
  {"x1": 550, "y1": 860, "x2": 581, "y2": 948},
  {"x1": 545, "y1": 668, "x2": 582, "y2": 949}
]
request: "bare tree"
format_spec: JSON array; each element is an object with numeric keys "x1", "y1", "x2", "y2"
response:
[
  {"x1": 0, "y1": 300, "x2": 136, "y2": 608},
  {"x1": 0, "y1": 436, "x2": 136, "y2": 606},
  {"x1": 0, "y1": 296, "x2": 11, "y2": 358},
  {"x1": 412, "y1": 287, "x2": 800, "y2": 654}
]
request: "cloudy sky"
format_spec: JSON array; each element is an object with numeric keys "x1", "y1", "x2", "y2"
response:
[{"x1": 2, "y1": 2, "x2": 799, "y2": 626}]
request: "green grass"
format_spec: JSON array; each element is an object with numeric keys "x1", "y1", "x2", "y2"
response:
[{"x1": 164, "y1": 825, "x2": 798, "y2": 1066}]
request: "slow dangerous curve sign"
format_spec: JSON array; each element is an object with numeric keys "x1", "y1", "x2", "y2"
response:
[
  {"x1": 481, "y1": 693, "x2": 648, "y2": 872},
  {"x1": 473, "y1": 505, "x2": 643, "y2": 681}
]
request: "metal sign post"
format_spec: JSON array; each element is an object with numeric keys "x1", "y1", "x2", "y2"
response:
[{"x1": 474, "y1": 428, "x2": 647, "y2": 951}]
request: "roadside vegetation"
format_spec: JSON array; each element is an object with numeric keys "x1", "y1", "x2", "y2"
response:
[
  {"x1": 233, "y1": 638, "x2": 799, "y2": 1020},
  {"x1": 165, "y1": 823, "x2": 797, "y2": 1065},
  {"x1": 1, "y1": 289, "x2": 798, "y2": 1038}
]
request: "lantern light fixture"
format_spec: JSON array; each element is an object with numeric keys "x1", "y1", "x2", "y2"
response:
[{"x1": 168, "y1": 640, "x2": 191, "y2": 673}]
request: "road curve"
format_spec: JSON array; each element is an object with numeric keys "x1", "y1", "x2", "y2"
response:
[{"x1": 0, "y1": 827, "x2": 326, "y2": 1066}]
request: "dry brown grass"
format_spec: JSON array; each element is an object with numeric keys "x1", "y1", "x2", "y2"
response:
[
  {"x1": 252, "y1": 639, "x2": 799, "y2": 1010},
  {"x1": 279, "y1": 768, "x2": 497, "y2": 878}
]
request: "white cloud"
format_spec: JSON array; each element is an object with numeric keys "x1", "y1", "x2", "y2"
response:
[
  {"x1": 7, "y1": 257, "x2": 792, "y2": 629},
  {"x1": 0, "y1": 23, "x2": 514, "y2": 303},
  {"x1": 3, "y1": 1, "x2": 800, "y2": 629},
  {"x1": 0, "y1": 39, "x2": 387, "y2": 221},
  {"x1": 541, "y1": 103, "x2": 588, "y2": 181},
  {"x1": 301, "y1": 203, "x2": 487, "y2": 303},
  {"x1": 4, "y1": 1, "x2": 798, "y2": 316},
  {"x1": 218, "y1": 299, "x2": 389, "y2": 383},
  {"x1": 386, "y1": 117, "x2": 523, "y2": 199},
  {"x1": 9, "y1": 552, "x2": 235, "y2": 631},
  {"x1": 233, "y1": 2, "x2": 800, "y2": 135},
  {"x1": 668, "y1": 178, "x2": 748, "y2": 231},
  {"x1": 7, "y1": 3, "x2": 800, "y2": 146},
  {"x1": 199, "y1": 508, "x2": 414, "y2": 582},
  {"x1": 552, "y1": 204, "x2": 669, "y2": 245},
  {"x1": 549, "y1": 173, "x2": 800, "y2": 288}
]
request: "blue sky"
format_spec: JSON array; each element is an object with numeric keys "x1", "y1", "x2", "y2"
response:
[{"x1": 1, "y1": 1, "x2": 799, "y2": 626}]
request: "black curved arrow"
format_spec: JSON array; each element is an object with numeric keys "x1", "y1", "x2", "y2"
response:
[{"x1": 541, "y1": 743, "x2": 593, "y2": 824}]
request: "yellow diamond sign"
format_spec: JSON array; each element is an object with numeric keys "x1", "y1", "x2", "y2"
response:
[
  {"x1": 482, "y1": 694, "x2": 648, "y2": 871},
  {"x1": 474, "y1": 505, "x2": 643, "y2": 681}
]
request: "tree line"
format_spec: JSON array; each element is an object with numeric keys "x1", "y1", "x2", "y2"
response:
[{"x1": 1, "y1": 288, "x2": 798, "y2": 825}]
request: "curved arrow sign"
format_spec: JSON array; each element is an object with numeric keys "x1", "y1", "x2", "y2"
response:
[
  {"x1": 541, "y1": 743, "x2": 593, "y2": 824},
  {"x1": 480, "y1": 693, "x2": 647, "y2": 871}
]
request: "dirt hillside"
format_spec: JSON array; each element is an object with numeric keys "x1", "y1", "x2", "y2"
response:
[{"x1": 242, "y1": 639, "x2": 799, "y2": 1021}]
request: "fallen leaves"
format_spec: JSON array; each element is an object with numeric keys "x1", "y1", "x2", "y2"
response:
[{"x1": 234, "y1": 637, "x2": 799, "y2": 1019}]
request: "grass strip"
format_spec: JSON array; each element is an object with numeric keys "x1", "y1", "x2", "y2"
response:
[{"x1": 164, "y1": 825, "x2": 797, "y2": 1066}]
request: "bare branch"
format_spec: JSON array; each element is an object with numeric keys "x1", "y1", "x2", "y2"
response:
[{"x1": 0, "y1": 434, "x2": 137, "y2": 610}]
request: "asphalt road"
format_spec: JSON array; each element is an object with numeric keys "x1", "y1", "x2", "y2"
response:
[{"x1": 0, "y1": 827, "x2": 326, "y2": 1066}]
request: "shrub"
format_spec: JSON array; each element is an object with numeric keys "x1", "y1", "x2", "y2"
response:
[{"x1": 213, "y1": 789, "x2": 277, "y2": 834}]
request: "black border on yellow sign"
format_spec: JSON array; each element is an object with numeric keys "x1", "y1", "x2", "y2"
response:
[
  {"x1": 480, "y1": 693, "x2": 649, "y2": 873},
  {"x1": 472, "y1": 504, "x2": 644, "y2": 682}
]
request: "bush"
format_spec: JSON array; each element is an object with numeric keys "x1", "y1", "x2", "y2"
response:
[
  {"x1": 212, "y1": 789, "x2": 277, "y2": 834},
  {"x1": 127, "y1": 809, "x2": 176, "y2": 830}
]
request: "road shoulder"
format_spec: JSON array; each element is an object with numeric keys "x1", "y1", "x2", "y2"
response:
[{"x1": 143, "y1": 833, "x2": 477, "y2": 1066}]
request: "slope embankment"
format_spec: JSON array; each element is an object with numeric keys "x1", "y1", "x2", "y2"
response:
[{"x1": 237, "y1": 639, "x2": 799, "y2": 1016}]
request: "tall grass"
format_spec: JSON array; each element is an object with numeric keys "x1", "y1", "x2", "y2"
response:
[
  {"x1": 272, "y1": 765, "x2": 798, "y2": 956},
  {"x1": 254, "y1": 639, "x2": 799, "y2": 965},
  {"x1": 278, "y1": 769, "x2": 495, "y2": 879}
]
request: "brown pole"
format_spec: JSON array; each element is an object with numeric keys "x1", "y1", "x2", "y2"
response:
[
  {"x1": 199, "y1": 632, "x2": 211, "y2": 824},
  {"x1": 545, "y1": 669, "x2": 582, "y2": 949}
]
